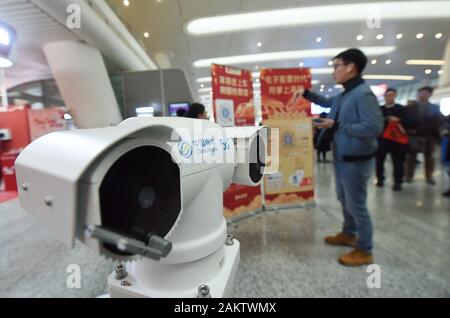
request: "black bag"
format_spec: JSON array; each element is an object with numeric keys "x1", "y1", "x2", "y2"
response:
[{"x1": 408, "y1": 136, "x2": 427, "y2": 153}]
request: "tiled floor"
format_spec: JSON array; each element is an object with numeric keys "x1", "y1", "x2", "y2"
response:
[{"x1": 1, "y1": 162, "x2": 449, "y2": 298}]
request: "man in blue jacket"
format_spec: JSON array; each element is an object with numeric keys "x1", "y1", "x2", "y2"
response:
[{"x1": 294, "y1": 48, "x2": 383, "y2": 266}]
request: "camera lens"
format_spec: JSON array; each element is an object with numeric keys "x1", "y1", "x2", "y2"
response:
[
  {"x1": 138, "y1": 187, "x2": 155, "y2": 210},
  {"x1": 99, "y1": 146, "x2": 181, "y2": 256}
]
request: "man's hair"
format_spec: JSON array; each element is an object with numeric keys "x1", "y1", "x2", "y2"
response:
[
  {"x1": 418, "y1": 86, "x2": 434, "y2": 94},
  {"x1": 333, "y1": 48, "x2": 368, "y2": 74},
  {"x1": 385, "y1": 88, "x2": 397, "y2": 94},
  {"x1": 185, "y1": 103, "x2": 206, "y2": 118}
]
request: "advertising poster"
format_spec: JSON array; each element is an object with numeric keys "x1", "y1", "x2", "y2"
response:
[
  {"x1": 261, "y1": 68, "x2": 315, "y2": 207},
  {"x1": 211, "y1": 64, "x2": 263, "y2": 219},
  {"x1": 28, "y1": 108, "x2": 68, "y2": 141},
  {"x1": 211, "y1": 64, "x2": 255, "y2": 127}
]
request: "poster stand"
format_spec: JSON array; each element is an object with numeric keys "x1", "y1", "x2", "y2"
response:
[
  {"x1": 211, "y1": 64, "x2": 264, "y2": 220},
  {"x1": 225, "y1": 181, "x2": 315, "y2": 225},
  {"x1": 261, "y1": 68, "x2": 315, "y2": 209},
  {"x1": 211, "y1": 64, "x2": 316, "y2": 223}
]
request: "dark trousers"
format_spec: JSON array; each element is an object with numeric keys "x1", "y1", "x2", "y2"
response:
[
  {"x1": 317, "y1": 150, "x2": 328, "y2": 161},
  {"x1": 405, "y1": 138, "x2": 436, "y2": 181},
  {"x1": 376, "y1": 139, "x2": 407, "y2": 184}
]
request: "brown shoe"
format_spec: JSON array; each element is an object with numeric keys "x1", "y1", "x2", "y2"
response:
[
  {"x1": 324, "y1": 232, "x2": 357, "y2": 247},
  {"x1": 339, "y1": 249, "x2": 374, "y2": 267}
]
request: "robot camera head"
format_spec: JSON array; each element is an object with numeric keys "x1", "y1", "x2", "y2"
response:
[{"x1": 15, "y1": 117, "x2": 269, "y2": 264}]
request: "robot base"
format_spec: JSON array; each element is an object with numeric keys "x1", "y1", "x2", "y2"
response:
[{"x1": 108, "y1": 240, "x2": 240, "y2": 298}]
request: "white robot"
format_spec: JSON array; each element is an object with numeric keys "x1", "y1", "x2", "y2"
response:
[{"x1": 15, "y1": 117, "x2": 268, "y2": 298}]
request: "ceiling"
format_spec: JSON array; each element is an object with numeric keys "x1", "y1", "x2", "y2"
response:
[
  {"x1": 107, "y1": 0, "x2": 449, "y2": 101},
  {"x1": 0, "y1": 0, "x2": 80, "y2": 89}
]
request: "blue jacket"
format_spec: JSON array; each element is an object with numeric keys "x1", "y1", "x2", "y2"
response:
[{"x1": 305, "y1": 79, "x2": 384, "y2": 162}]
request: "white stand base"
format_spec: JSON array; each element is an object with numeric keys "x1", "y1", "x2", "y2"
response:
[{"x1": 107, "y1": 240, "x2": 240, "y2": 298}]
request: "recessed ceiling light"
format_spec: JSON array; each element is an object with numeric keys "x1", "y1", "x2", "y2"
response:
[
  {"x1": 0, "y1": 28, "x2": 10, "y2": 46},
  {"x1": 363, "y1": 75, "x2": 415, "y2": 80},
  {"x1": 396, "y1": 33, "x2": 403, "y2": 39},
  {"x1": 123, "y1": 0, "x2": 130, "y2": 6},
  {"x1": 312, "y1": 80, "x2": 320, "y2": 85},
  {"x1": 200, "y1": 84, "x2": 205, "y2": 88},
  {"x1": 320, "y1": 88, "x2": 324, "y2": 92},
  {"x1": 328, "y1": 61, "x2": 333, "y2": 66},
  {"x1": 186, "y1": 2, "x2": 450, "y2": 35},
  {"x1": 144, "y1": 32, "x2": 150, "y2": 38},
  {"x1": 371, "y1": 59, "x2": 377, "y2": 64},
  {"x1": 425, "y1": 69, "x2": 432, "y2": 74},
  {"x1": 320, "y1": 84, "x2": 325, "y2": 88},
  {"x1": 416, "y1": 33, "x2": 424, "y2": 39},
  {"x1": 405, "y1": 59, "x2": 444, "y2": 65},
  {"x1": 257, "y1": 42, "x2": 262, "y2": 47},
  {"x1": 435, "y1": 33, "x2": 443, "y2": 39},
  {"x1": 193, "y1": 46, "x2": 396, "y2": 68},
  {"x1": 385, "y1": 59, "x2": 392, "y2": 64},
  {"x1": 256, "y1": 78, "x2": 260, "y2": 83},
  {"x1": 438, "y1": 69, "x2": 443, "y2": 75},
  {"x1": 198, "y1": 87, "x2": 212, "y2": 93},
  {"x1": 356, "y1": 35, "x2": 364, "y2": 41},
  {"x1": 316, "y1": 37, "x2": 322, "y2": 43},
  {"x1": 299, "y1": 62, "x2": 304, "y2": 67},
  {"x1": 328, "y1": 88, "x2": 333, "y2": 92},
  {"x1": 376, "y1": 34, "x2": 384, "y2": 40}
]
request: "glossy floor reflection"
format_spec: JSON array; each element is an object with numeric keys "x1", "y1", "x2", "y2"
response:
[
  {"x1": 230, "y1": 162, "x2": 450, "y2": 297},
  {"x1": 0, "y1": 162, "x2": 449, "y2": 297}
]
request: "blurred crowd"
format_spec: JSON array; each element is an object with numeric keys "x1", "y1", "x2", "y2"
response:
[{"x1": 315, "y1": 86, "x2": 450, "y2": 197}]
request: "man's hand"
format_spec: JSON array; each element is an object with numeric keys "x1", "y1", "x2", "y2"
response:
[
  {"x1": 287, "y1": 86, "x2": 305, "y2": 108},
  {"x1": 315, "y1": 118, "x2": 335, "y2": 129},
  {"x1": 286, "y1": 86, "x2": 306, "y2": 112},
  {"x1": 291, "y1": 87, "x2": 305, "y2": 102}
]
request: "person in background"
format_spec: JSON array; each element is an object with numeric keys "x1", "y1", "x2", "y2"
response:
[
  {"x1": 375, "y1": 88, "x2": 409, "y2": 191},
  {"x1": 176, "y1": 108, "x2": 187, "y2": 117},
  {"x1": 314, "y1": 112, "x2": 333, "y2": 163},
  {"x1": 293, "y1": 48, "x2": 383, "y2": 266},
  {"x1": 442, "y1": 116, "x2": 450, "y2": 197},
  {"x1": 405, "y1": 87, "x2": 444, "y2": 185},
  {"x1": 185, "y1": 103, "x2": 208, "y2": 119}
]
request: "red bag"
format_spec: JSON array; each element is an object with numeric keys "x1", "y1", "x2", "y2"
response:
[{"x1": 382, "y1": 121, "x2": 409, "y2": 145}]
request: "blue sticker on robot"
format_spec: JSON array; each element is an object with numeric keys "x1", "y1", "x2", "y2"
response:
[{"x1": 178, "y1": 141, "x2": 193, "y2": 159}]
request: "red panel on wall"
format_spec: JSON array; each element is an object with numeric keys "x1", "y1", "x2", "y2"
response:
[{"x1": 0, "y1": 107, "x2": 31, "y2": 156}]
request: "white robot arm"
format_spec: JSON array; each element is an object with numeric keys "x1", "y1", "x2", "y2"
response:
[{"x1": 15, "y1": 117, "x2": 268, "y2": 298}]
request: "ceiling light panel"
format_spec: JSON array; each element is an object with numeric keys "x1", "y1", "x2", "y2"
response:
[
  {"x1": 193, "y1": 46, "x2": 396, "y2": 68},
  {"x1": 405, "y1": 59, "x2": 444, "y2": 65},
  {"x1": 186, "y1": 1, "x2": 450, "y2": 35},
  {"x1": 363, "y1": 75, "x2": 415, "y2": 80}
]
